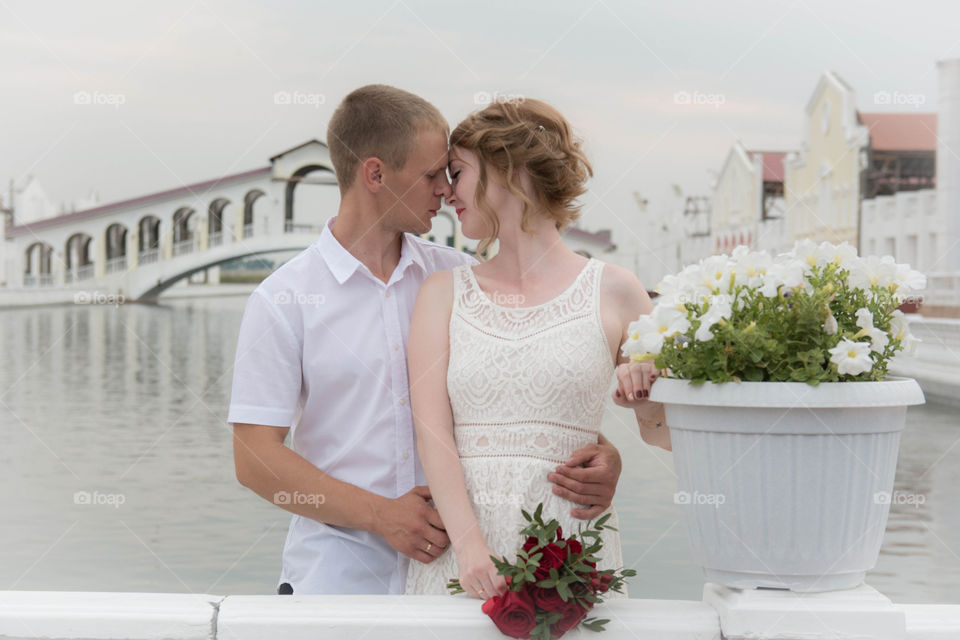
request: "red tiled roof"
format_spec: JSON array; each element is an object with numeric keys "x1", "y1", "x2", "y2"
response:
[
  {"x1": 858, "y1": 112, "x2": 938, "y2": 152},
  {"x1": 747, "y1": 151, "x2": 787, "y2": 183}
]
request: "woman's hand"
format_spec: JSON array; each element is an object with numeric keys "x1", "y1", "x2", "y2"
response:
[
  {"x1": 457, "y1": 540, "x2": 508, "y2": 600},
  {"x1": 612, "y1": 360, "x2": 664, "y2": 408}
]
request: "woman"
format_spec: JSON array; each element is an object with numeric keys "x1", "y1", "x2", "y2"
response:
[{"x1": 404, "y1": 98, "x2": 671, "y2": 599}]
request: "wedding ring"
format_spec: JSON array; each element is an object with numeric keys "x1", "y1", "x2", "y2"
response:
[{"x1": 425, "y1": 542, "x2": 432, "y2": 553}]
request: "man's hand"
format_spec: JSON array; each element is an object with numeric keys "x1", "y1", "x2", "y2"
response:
[
  {"x1": 372, "y1": 486, "x2": 451, "y2": 564},
  {"x1": 547, "y1": 435, "x2": 622, "y2": 520}
]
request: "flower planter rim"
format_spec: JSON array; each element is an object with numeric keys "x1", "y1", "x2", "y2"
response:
[{"x1": 649, "y1": 375, "x2": 925, "y2": 409}]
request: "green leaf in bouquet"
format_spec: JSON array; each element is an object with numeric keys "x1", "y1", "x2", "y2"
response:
[
  {"x1": 521, "y1": 508, "x2": 532, "y2": 523},
  {"x1": 582, "y1": 617, "x2": 610, "y2": 632}
]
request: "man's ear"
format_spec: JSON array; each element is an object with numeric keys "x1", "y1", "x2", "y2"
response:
[{"x1": 360, "y1": 157, "x2": 385, "y2": 193}]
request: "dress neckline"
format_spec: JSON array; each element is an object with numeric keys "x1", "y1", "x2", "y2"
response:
[{"x1": 465, "y1": 258, "x2": 595, "y2": 312}]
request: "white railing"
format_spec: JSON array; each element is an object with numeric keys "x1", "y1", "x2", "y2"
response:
[
  {"x1": 139, "y1": 248, "x2": 159, "y2": 265},
  {"x1": 243, "y1": 223, "x2": 254, "y2": 238},
  {"x1": 173, "y1": 237, "x2": 195, "y2": 256},
  {"x1": 105, "y1": 256, "x2": 127, "y2": 274},
  {"x1": 925, "y1": 272, "x2": 960, "y2": 307},
  {"x1": 76, "y1": 264, "x2": 94, "y2": 281},
  {"x1": 23, "y1": 274, "x2": 36, "y2": 287},
  {"x1": 285, "y1": 221, "x2": 323, "y2": 234},
  {"x1": 209, "y1": 231, "x2": 223, "y2": 247},
  {"x1": 0, "y1": 588, "x2": 958, "y2": 640}
]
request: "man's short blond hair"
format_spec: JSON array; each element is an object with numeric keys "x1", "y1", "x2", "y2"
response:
[{"x1": 327, "y1": 85, "x2": 449, "y2": 192}]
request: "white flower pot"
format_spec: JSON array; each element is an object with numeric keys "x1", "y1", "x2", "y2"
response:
[{"x1": 649, "y1": 376, "x2": 925, "y2": 592}]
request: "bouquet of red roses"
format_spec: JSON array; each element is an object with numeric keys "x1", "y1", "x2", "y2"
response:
[{"x1": 447, "y1": 504, "x2": 635, "y2": 639}]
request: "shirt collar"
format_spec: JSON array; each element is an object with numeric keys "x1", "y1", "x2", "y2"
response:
[{"x1": 317, "y1": 216, "x2": 427, "y2": 286}]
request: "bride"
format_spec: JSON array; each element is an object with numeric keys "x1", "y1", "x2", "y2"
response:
[{"x1": 404, "y1": 98, "x2": 672, "y2": 599}]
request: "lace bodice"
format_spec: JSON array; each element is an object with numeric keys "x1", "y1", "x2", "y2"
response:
[
  {"x1": 448, "y1": 259, "x2": 615, "y2": 461},
  {"x1": 405, "y1": 258, "x2": 626, "y2": 597}
]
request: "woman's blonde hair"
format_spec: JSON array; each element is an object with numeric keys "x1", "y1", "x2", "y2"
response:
[{"x1": 450, "y1": 98, "x2": 593, "y2": 255}]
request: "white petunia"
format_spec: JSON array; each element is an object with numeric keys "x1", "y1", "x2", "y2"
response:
[
  {"x1": 848, "y1": 255, "x2": 897, "y2": 291},
  {"x1": 854, "y1": 307, "x2": 890, "y2": 353},
  {"x1": 693, "y1": 296, "x2": 733, "y2": 342},
  {"x1": 816, "y1": 241, "x2": 859, "y2": 269},
  {"x1": 732, "y1": 248, "x2": 773, "y2": 289},
  {"x1": 888, "y1": 309, "x2": 921, "y2": 356},
  {"x1": 622, "y1": 317, "x2": 663, "y2": 357},
  {"x1": 791, "y1": 239, "x2": 821, "y2": 271},
  {"x1": 892, "y1": 263, "x2": 927, "y2": 299},
  {"x1": 697, "y1": 255, "x2": 736, "y2": 295},
  {"x1": 829, "y1": 339, "x2": 874, "y2": 376}
]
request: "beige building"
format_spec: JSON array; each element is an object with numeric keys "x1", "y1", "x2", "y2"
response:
[{"x1": 784, "y1": 71, "x2": 869, "y2": 248}]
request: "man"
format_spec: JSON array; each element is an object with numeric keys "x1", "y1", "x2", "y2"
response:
[{"x1": 229, "y1": 84, "x2": 622, "y2": 595}]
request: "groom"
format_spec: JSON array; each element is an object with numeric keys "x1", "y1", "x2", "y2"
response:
[{"x1": 228, "y1": 85, "x2": 623, "y2": 595}]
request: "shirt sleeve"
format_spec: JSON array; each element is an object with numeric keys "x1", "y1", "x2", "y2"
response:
[{"x1": 227, "y1": 289, "x2": 302, "y2": 427}]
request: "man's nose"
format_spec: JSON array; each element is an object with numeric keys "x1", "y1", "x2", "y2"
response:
[{"x1": 437, "y1": 176, "x2": 452, "y2": 199}]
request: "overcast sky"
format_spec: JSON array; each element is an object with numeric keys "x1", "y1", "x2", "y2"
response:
[{"x1": 2, "y1": 0, "x2": 958, "y2": 266}]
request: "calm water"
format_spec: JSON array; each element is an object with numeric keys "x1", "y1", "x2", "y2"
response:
[{"x1": 1, "y1": 294, "x2": 958, "y2": 602}]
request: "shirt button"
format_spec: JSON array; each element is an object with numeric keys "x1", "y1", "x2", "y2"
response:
[
  {"x1": 393, "y1": 343, "x2": 400, "y2": 351},
  {"x1": 385, "y1": 290, "x2": 391, "y2": 298},
  {"x1": 398, "y1": 398, "x2": 407, "y2": 406},
  {"x1": 402, "y1": 451, "x2": 410, "y2": 460}
]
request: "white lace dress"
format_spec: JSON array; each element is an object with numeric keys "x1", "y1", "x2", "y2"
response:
[{"x1": 405, "y1": 258, "x2": 626, "y2": 597}]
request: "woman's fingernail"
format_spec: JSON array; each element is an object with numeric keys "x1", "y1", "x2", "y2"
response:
[{"x1": 627, "y1": 393, "x2": 634, "y2": 401}]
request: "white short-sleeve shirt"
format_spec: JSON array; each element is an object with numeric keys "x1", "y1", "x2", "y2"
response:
[{"x1": 227, "y1": 216, "x2": 477, "y2": 595}]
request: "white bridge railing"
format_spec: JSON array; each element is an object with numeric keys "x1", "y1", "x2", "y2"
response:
[{"x1": 0, "y1": 585, "x2": 958, "y2": 640}]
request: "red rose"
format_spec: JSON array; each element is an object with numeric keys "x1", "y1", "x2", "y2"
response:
[
  {"x1": 530, "y1": 585, "x2": 566, "y2": 613},
  {"x1": 481, "y1": 589, "x2": 537, "y2": 639},
  {"x1": 550, "y1": 598, "x2": 588, "y2": 636},
  {"x1": 521, "y1": 536, "x2": 539, "y2": 553},
  {"x1": 564, "y1": 538, "x2": 582, "y2": 559},
  {"x1": 535, "y1": 542, "x2": 565, "y2": 580}
]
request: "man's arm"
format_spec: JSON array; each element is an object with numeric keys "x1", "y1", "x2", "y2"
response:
[{"x1": 233, "y1": 423, "x2": 449, "y2": 565}]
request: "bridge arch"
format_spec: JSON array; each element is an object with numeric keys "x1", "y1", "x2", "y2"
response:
[
  {"x1": 172, "y1": 207, "x2": 197, "y2": 256},
  {"x1": 284, "y1": 165, "x2": 334, "y2": 232},
  {"x1": 208, "y1": 198, "x2": 230, "y2": 247},
  {"x1": 24, "y1": 241, "x2": 55, "y2": 286},
  {"x1": 105, "y1": 223, "x2": 128, "y2": 273},
  {"x1": 138, "y1": 215, "x2": 162, "y2": 264},
  {"x1": 65, "y1": 233, "x2": 94, "y2": 282},
  {"x1": 243, "y1": 189, "x2": 265, "y2": 238}
]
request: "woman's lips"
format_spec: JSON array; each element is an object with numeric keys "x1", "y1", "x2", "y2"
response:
[{"x1": 456, "y1": 208, "x2": 465, "y2": 219}]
